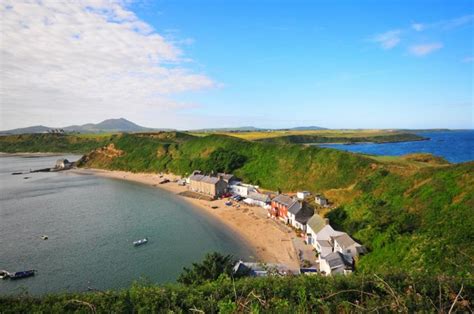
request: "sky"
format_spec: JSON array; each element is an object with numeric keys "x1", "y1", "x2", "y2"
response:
[{"x1": 0, "y1": 0, "x2": 473, "y2": 130}]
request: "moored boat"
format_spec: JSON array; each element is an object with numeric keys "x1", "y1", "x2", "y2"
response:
[
  {"x1": 7, "y1": 270, "x2": 36, "y2": 280},
  {"x1": 0, "y1": 270, "x2": 10, "y2": 279},
  {"x1": 133, "y1": 238, "x2": 148, "y2": 246}
]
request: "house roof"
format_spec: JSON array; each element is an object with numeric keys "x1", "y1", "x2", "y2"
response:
[
  {"x1": 272, "y1": 194, "x2": 295, "y2": 207},
  {"x1": 189, "y1": 174, "x2": 223, "y2": 185},
  {"x1": 295, "y1": 206, "x2": 314, "y2": 224},
  {"x1": 332, "y1": 233, "x2": 360, "y2": 249},
  {"x1": 307, "y1": 214, "x2": 326, "y2": 233},
  {"x1": 233, "y1": 261, "x2": 294, "y2": 276},
  {"x1": 189, "y1": 174, "x2": 205, "y2": 181},
  {"x1": 288, "y1": 201, "x2": 302, "y2": 215},
  {"x1": 217, "y1": 173, "x2": 236, "y2": 181},
  {"x1": 315, "y1": 225, "x2": 345, "y2": 241},
  {"x1": 316, "y1": 239, "x2": 332, "y2": 247},
  {"x1": 247, "y1": 192, "x2": 270, "y2": 203},
  {"x1": 322, "y1": 252, "x2": 353, "y2": 270}
]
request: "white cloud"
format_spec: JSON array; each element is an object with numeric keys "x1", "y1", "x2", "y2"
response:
[
  {"x1": 462, "y1": 56, "x2": 474, "y2": 63},
  {"x1": 372, "y1": 30, "x2": 401, "y2": 49},
  {"x1": 0, "y1": 0, "x2": 215, "y2": 129},
  {"x1": 411, "y1": 23, "x2": 425, "y2": 31},
  {"x1": 442, "y1": 14, "x2": 474, "y2": 29},
  {"x1": 408, "y1": 43, "x2": 443, "y2": 56}
]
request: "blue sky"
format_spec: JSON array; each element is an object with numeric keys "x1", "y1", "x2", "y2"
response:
[
  {"x1": 129, "y1": 1, "x2": 473, "y2": 129},
  {"x1": 1, "y1": 0, "x2": 472, "y2": 129}
]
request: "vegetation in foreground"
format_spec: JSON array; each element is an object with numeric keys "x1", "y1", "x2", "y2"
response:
[
  {"x1": 1, "y1": 132, "x2": 473, "y2": 278},
  {"x1": 0, "y1": 261, "x2": 472, "y2": 312}
]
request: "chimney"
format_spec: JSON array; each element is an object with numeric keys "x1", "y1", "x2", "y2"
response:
[{"x1": 324, "y1": 218, "x2": 330, "y2": 225}]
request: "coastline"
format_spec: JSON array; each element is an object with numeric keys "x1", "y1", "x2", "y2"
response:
[
  {"x1": 71, "y1": 168, "x2": 301, "y2": 271},
  {"x1": 0, "y1": 152, "x2": 66, "y2": 157}
]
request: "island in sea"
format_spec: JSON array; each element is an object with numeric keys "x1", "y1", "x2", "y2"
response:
[{"x1": 0, "y1": 126, "x2": 472, "y2": 312}]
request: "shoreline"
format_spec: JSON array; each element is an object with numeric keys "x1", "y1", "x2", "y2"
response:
[
  {"x1": 0, "y1": 152, "x2": 67, "y2": 157},
  {"x1": 70, "y1": 168, "x2": 301, "y2": 271}
]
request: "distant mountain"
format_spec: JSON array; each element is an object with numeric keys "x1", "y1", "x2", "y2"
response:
[
  {"x1": 62, "y1": 118, "x2": 155, "y2": 133},
  {"x1": 190, "y1": 126, "x2": 265, "y2": 133},
  {"x1": 0, "y1": 118, "x2": 172, "y2": 134},
  {"x1": 189, "y1": 126, "x2": 328, "y2": 132},
  {"x1": 0, "y1": 125, "x2": 53, "y2": 135},
  {"x1": 286, "y1": 126, "x2": 328, "y2": 131}
]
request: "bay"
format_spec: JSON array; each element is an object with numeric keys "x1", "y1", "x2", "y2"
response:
[
  {"x1": 319, "y1": 130, "x2": 474, "y2": 163},
  {"x1": 0, "y1": 155, "x2": 253, "y2": 295}
]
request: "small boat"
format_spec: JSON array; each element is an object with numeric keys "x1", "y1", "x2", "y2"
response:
[
  {"x1": 41, "y1": 235, "x2": 48, "y2": 240},
  {"x1": 8, "y1": 270, "x2": 36, "y2": 280},
  {"x1": 133, "y1": 238, "x2": 148, "y2": 247},
  {"x1": 0, "y1": 270, "x2": 10, "y2": 279}
]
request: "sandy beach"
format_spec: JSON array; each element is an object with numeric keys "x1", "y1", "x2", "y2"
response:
[{"x1": 71, "y1": 168, "x2": 303, "y2": 270}]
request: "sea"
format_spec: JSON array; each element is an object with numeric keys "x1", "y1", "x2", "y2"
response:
[
  {"x1": 319, "y1": 130, "x2": 474, "y2": 163},
  {"x1": 0, "y1": 155, "x2": 253, "y2": 295}
]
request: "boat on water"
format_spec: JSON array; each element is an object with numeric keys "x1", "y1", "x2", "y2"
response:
[
  {"x1": 0, "y1": 270, "x2": 36, "y2": 280},
  {"x1": 0, "y1": 270, "x2": 9, "y2": 279},
  {"x1": 133, "y1": 238, "x2": 148, "y2": 247}
]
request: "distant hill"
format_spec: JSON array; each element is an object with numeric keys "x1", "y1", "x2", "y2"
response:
[
  {"x1": 190, "y1": 126, "x2": 265, "y2": 133},
  {"x1": 62, "y1": 118, "x2": 155, "y2": 133},
  {"x1": 189, "y1": 126, "x2": 328, "y2": 133},
  {"x1": 0, "y1": 118, "x2": 173, "y2": 134},
  {"x1": 286, "y1": 126, "x2": 328, "y2": 131},
  {"x1": 0, "y1": 125, "x2": 52, "y2": 134}
]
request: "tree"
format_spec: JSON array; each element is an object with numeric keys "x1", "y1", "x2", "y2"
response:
[{"x1": 177, "y1": 252, "x2": 237, "y2": 285}]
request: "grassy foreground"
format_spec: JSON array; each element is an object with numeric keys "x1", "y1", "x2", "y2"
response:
[{"x1": 1, "y1": 273, "x2": 472, "y2": 313}]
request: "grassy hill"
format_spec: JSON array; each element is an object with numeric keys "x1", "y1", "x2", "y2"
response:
[
  {"x1": 1, "y1": 132, "x2": 473, "y2": 277},
  {"x1": 1, "y1": 273, "x2": 471, "y2": 312}
]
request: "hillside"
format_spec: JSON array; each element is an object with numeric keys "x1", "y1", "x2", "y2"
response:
[
  {"x1": 1, "y1": 274, "x2": 471, "y2": 312},
  {"x1": 1, "y1": 132, "x2": 473, "y2": 276},
  {"x1": 254, "y1": 132, "x2": 426, "y2": 144}
]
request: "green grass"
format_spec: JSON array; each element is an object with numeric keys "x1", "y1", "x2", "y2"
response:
[{"x1": 0, "y1": 273, "x2": 471, "y2": 312}]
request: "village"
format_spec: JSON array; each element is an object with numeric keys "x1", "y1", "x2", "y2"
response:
[{"x1": 178, "y1": 170, "x2": 366, "y2": 277}]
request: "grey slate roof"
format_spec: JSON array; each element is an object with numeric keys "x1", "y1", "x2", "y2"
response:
[
  {"x1": 295, "y1": 206, "x2": 314, "y2": 224},
  {"x1": 316, "y1": 239, "x2": 332, "y2": 247},
  {"x1": 323, "y1": 252, "x2": 353, "y2": 270},
  {"x1": 288, "y1": 201, "x2": 302, "y2": 215},
  {"x1": 217, "y1": 173, "x2": 236, "y2": 182},
  {"x1": 189, "y1": 174, "x2": 205, "y2": 181},
  {"x1": 189, "y1": 174, "x2": 223, "y2": 185},
  {"x1": 307, "y1": 214, "x2": 326, "y2": 233},
  {"x1": 247, "y1": 192, "x2": 270, "y2": 203},
  {"x1": 272, "y1": 194, "x2": 295, "y2": 207},
  {"x1": 201, "y1": 176, "x2": 221, "y2": 184},
  {"x1": 332, "y1": 233, "x2": 359, "y2": 249}
]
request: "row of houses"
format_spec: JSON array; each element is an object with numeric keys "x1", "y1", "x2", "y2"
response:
[{"x1": 186, "y1": 171, "x2": 364, "y2": 276}]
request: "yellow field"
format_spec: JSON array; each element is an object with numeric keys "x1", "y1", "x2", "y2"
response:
[{"x1": 189, "y1": 129, "x2": 401, "y2": 140}]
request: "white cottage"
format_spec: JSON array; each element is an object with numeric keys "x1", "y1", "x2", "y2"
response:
[
  {"x1": 296, "y1": 191, "x2": 310, "y2": 200},
  {"x1": 243, "y1": 192, "x2": 271, "y2": 208},
  {"x1": 319, "y1": 251, "x2": 353, "y2": 276}
]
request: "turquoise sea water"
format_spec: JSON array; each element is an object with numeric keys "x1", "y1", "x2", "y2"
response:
[
  {"x1": 319, "y1": 130, "x2": 474, "y2": 163},
  {"x1": 0, "y1": 155, "x2": 253, "y2": 295}
]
